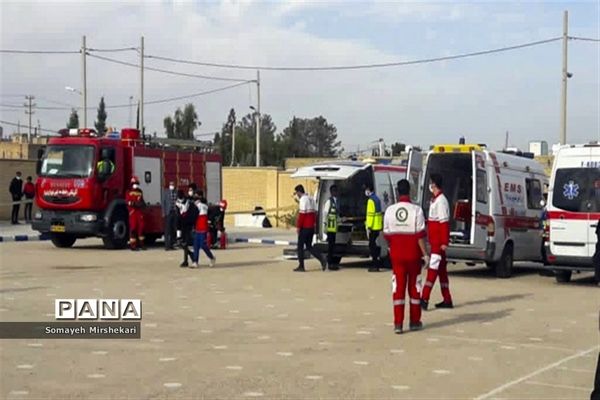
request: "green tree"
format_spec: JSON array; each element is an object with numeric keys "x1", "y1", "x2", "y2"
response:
[
  {"x1": 94, "y1": 97, "x2": 107, "y2": 135},
  {"x1": 163, "y1": 116, "x2": 174, "y2": 138},
  {"x1": 66, "y1": 109, "x2": 79, "y2": 129},
  {"x1": 164, "y1": 103, "x2": 200, "y2": 139},
  {"x1": 280, "y1": 116, "x2": 341, "y2": 158}
]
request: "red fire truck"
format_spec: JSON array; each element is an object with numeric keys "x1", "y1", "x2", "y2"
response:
[{"x1": 32, "y1": 128, "x2": 222, "y2": 249}]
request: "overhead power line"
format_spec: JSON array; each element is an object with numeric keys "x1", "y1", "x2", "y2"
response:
[
  {"x1": 87, "y1": 47, "x2": 139, "y2": 52},
  {"x1": 0, "y1": 119, "x2": 57, "y2": 134},
  {"x1": 568, "y1": 36, "x2": 600, "y2": 42},
  {"x1": 145, "y1": 37, "x2": 563, "y2": 71},
  {"x1": 87, "y1": 53, "x2": 253, "y2": 83},
  {"x1": 0, "y1": 49, "x2": 80, "y2": 54}
]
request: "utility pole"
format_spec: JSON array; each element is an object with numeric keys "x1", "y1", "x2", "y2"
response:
[
  {"x1": 256, "y1": 70, "x2": 261, "y2": 167},
  {"x1": 82, "y1": 35, "x2": 87, "y2": 128},
  {"x1": 24, "y1": 95, "x2": 35, "y2": 142},
  {"x1": 504, "y1": 131, "x2": 509, "y2": 150},
  {"x1": 128, "y1": 96, "x2": 133, "y2": 127},
  {"x1": 231, "y1": 123, "x2": 236, "y2": 166},
  {"x1": 560, "y1": 10, "x2": 568, "y2": 145},
  {"x1": 140, "y1": 36, "x2": 145, "y2": 136}
]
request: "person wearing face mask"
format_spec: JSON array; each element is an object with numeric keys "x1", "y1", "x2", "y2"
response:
[
  {"x1": 294, "y1": 184, "x2": 327, "y2": 272},
  {"x1": 190, "y1": 191, "x2": 216, "y2": 268},
  {"x1": 177, "y1": 189, "x2": 198, "y2": 267},
  {"x1": 161, "y1": 181, "x2": 178, "y2": 251},
  {"x1": 365, "y1": 184, "x2": 384, "y2": 272},
  {"x1": 126, "y1": 176, "x2": 146, "y2": 251},
  {"x1": 9, "y1": 171, "x2": 23, "y2": 225},
  {"x1": 420, "y1": 173, "x2": 453, "y2": 310}
]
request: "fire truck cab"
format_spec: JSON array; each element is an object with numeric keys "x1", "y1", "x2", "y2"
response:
[{"x1": 32, "y1": 128, "x2": 221, "y2": 249}]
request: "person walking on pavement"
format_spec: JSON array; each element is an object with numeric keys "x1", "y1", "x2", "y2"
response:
[
  {"x1": 365, "y1": 184, "x2": 384, "y2": 272},
  {"x1": 421, "y1": 173, "x2": 454, "y2": 310},
  {"x1": 9, "y1": 171, "x2": 23, "y2": 224},
  {"x1": 384, "y1": 179, "x2": 429, "y2": 334},
  {"x1": 190, "y1": 191, "x2": 216, "y2": 269},
  {"x1": 161, "y1": 181, "x2": 178, "y2": 250},
  {"x1": 126, "y1": 176, "x2": 146, "y2": 251},
  {"x1": 294, "y1": 184, "x2": 326, "y2": 272},
  {"x1": 177, "y1": 189, "x2": 198, "y2": 268},
  {"x1": 323, "y1": 185, "x2": 340, "y2": 271},
  {"x1": 23, "y1": 176, "x2": 35, "y2": 223}
]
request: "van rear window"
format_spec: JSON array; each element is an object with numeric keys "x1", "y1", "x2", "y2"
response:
[{"x1": 552, "y1": 168, "x2": 600, "y2": 212}]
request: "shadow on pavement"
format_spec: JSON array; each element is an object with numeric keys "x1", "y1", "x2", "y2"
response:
[
  {"x1": 208, "y1": 260, "x2": 281, "y2": 269},
  {"x1": 51, "y1": 265, "x2": 103, "y2": 270},
  {"x1": 0, "y1": 286, "x2": 50, "y2": 294},
  {"x1": 455, "y1": 293, "x2": 533, "y2": 308},
  {"x1": 426, "y1": 308, "x2": 514, "y2": 330},
  {"x1": 449, "y1": 265, "x2": 540, "y2": 280}
]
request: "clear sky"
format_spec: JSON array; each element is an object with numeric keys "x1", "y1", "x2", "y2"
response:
[{"x1": 1, "y1": 1, "x2": 598, "y2": 153}]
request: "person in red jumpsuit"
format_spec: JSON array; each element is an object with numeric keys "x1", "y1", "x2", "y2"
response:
[
  {"x1": 126, "y1": 176, "x2": 146, "y2": 251},
  {"x1": 383, "y1": 179, "x2": 428, "y2": 334},
  {"x1": 421, "y1": 173, "x2": 453, "y2": 310}
]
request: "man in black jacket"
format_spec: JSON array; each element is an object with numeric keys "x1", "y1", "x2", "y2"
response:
[{"x1": 9, "y1": 171, "x2": 23, "y2": 224}]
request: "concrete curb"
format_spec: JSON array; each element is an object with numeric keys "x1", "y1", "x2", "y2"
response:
[{"x1": 0, "y1": 234, "x2": 295, "y2": 246}]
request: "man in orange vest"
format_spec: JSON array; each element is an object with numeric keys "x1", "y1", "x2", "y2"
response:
[
  {"x1": 384, "y1": 179, "x2": 428, "y2": 334},
  {"x1": 126, "y1": 176, "x2": 146, "y2": 251}
]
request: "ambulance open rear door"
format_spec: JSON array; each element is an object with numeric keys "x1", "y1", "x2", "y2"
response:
[{"x1": 406, "y1": 148, "x2": 423, "y2": 203}]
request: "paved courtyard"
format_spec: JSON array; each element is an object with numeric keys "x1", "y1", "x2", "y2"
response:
[{"x1": 0, "y1": 239, "x2": 598, "y2": 399}]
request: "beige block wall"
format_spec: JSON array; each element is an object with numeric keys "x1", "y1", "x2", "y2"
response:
[
  {"x1": 0, "y1": 142, "x2": 45, "y2": 160},
  {"x1": 222, "y1": 167, "x2": 316, "y2": 228},
  {"x1": 0, "y1": 159, "x2": 38, "y2": 220}
]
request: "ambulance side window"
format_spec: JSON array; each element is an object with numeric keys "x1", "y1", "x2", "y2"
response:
[
  {"x1": 374, "y1": 171, "x2": 393, "y2": 209},
  {"x1": 526, "y1": 178, "x2": 543, "y2": 209},
  {"x1": 476, "y1": 170, "x2": 487, "y2": 204}
]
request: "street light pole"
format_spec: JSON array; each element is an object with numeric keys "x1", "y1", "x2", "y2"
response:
[
  {"x1": 560, "y1": 10, "x2": 568, "y2": 145},
  {"x1": 140, "y1": 36, "x2": 145, "y2": 136},
  {"x1": 256, "y1": 70, "x2": 261, "y2": 167},
  {"x1": 82, "y1": 35, "x2": 87, "y2": 128},
  {"x1": 128, "y1": 96, "x2": 133, "y2": 127},
  {"x1": 231, "y1": 123, "x2": 236, "y2": 167}
]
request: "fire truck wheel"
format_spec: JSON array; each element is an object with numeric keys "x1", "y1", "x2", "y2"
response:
[
  {"x1": 102, "y1": 211, "x2": 128, "y2": 249},
  {"x1": 554, "y1": 270, "x2": 572, "y2": 283},
  {"x1": 494, "y1": 243, "x2": 513, "y2": 279},
  {"x1": 50, "y1": 233, "x2": 76, "y2": 248},
  {"x1": 330, "y1": 256, "x2": 342, "y2": 265},
  {"x1": 144, "y1": 234, "x2": 159, "y2": 246}
]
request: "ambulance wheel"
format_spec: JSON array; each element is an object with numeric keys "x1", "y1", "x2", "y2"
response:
[
  {"x1": 554, "y1": 270, "x2": 572, "y2": 283},
  {"x1": 102, "y1": 210, "x2": 128, "y2": 249},
  {"x1": 495, "y1": 243, "x2": 513, "y2": 279},
  {"x1": 50, "y1": 233, "x2": 76, "y2": 248}
]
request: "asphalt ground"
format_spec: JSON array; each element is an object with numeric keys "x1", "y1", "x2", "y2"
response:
[{"x1": 0, "y1": 239, "x2": 598, "y2": 399}]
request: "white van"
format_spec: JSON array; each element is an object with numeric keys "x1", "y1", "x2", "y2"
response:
[
  {"x1": 544, "y1": 143, "x2": 600, "y2": 283},
  {"x1": 291, "y1": 151, "x2": 423, "y2": 265},
  {"x1": 422, "y1": 144, "x2": 548, "y2": 278}
]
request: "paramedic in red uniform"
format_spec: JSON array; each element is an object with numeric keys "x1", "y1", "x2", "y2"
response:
[
  {"x1": 421, "y1": 173, "x2": 454, "y2": 310},
  {"x1": 293, "y1": 184, "x2": 326, "y2": 272},
  {"x1": 384, "y1": 179, "x2": 428, "y2": 334},
  {"x1": 126, "y1": 176, "x2": 146, "y2": 251}
]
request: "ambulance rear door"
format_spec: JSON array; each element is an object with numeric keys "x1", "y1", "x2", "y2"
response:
[
  {"x1": 471, "y1": 150, "x2": 489, "y2": 249},
  {"x1": 406, "y1": 148, "x2": 423, "y2": 203}
]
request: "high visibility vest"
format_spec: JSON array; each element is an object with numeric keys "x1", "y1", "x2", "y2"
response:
[
  {"x1": 97, "y1": 159, "x2": 115, "y2": 174},
  {"x1": 366, "y1": 195, "x2": 383, "y2": 231},
  {"x1": 326, "y1": 197, "x2": 338, "y2": 233}
]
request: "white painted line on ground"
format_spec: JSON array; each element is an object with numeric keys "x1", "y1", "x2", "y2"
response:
[
  {"x1": 390, "y1": 349, "x2": 405, "y2": 354},
  {"x1": 243, "y1": 321, "x2": 254, "y2": 325},
  {"x1": 252, "y1": 294, "x2": 263, "y2": 298},
  {"x1": 433, "y1": 370, "x2": 451, "y2": 375},
  {"x1": 8, "y1": 390, "x2": 29, "y2": 395},
  {"x1": 356, "y1": 330, "x2": 372, "y2": 335},
  {"x1": 280, "y1": 288, "x2": 291, "y2": 292},
  {"x1": 276, "y1": 352, "x2": 293, "y2": 357},
  {"x1": 331, "y1": 318, "x2": 342, "y2": 322},
  {"x1": 318, "y1": 341, "x2": 331, "y2": 346},
  {"x1": 195, "y1": 316, "x2": 206, "y2": 320},
  {"x1": 91, "y1": 350, "x2": 108, "y2": 355},
  {"x1": 44, "y1": 313, "x2": 53, "y2": 317},
  {"x1": 0, "y1": 308, "x2": 8, "y2": 312},
  {"x1": 455, "y1": 329, "x2": 465, "y2": 333},
  {"x1": 229, "y1": 310, "x2": 240, "y2": 314},
  {"x1": 149, "y1": 339, "x2": 165, "y2": 343},
  {"x1": 265, "y1": 304, "x2": 275, "y2": 308},
  {"x1": 550, "y1": 328, "x2": 563, "y2": 333},
  {"x1": 433, "y1": 334, "x2": 575, "y2": 353},
  {"x1": 353, "y1": 361, "x2": 369, "y2": 366},
  {"x1": 200, "y1": 330, "x2": 213, "y2": 334},
  {"x1": 525, "y1": 381, "x2": 590, "y2": 392},
  {"x1": 305, "y1": 375, "x2": 323, "y2": 380},
  {"x1": 180, "y1": 305, "x2": 191, "y2": 309},
  {"x1": 26, "y1": 343, "x2": 42, "y2": 347},
  {"x1": 294, "y1": 298, "x2": 305, "y2": 302},
  {"x1": 482, "y1": 322, "x2": 493, "y2": 326},
  {"x1": 226, "y1": 366, "x2": 243, "y2": 370},
  {"x1": 299, "y1": 326, "x2": 314, "y2": 330},
  {"x1": 391, "y1": 385, "x2": 410, "y2": 391},
  {"x1": 213, "y1": 345, "x2": 228, "y2": 350},
  {"x1": 145, "y1": 311, "x2": 155, "y2": 315},
  {"x1": 16, "y1": 364, "x2": 34, "y2": 369},
  {"x1": 526, "y1": 308, "x2": 535, "y2": 312},
  {"x1": 528, "y1": 337, "x2": 543, "y2": 342},
  {"x1": 474, "y1": 345, "x2": 599, "y2": 400},
  {"x1": 276, "y1": 314, "x2": 288, "y2": 318},
  {"x1": 363, "y1": 312, "x2": 373, "y2": 316},
  {"x1": 163, "y1": 382, "x2": 182, "y2": 389},
  {"x1": 501, "y1": 346, "x2": 517, "y2": 350},
  {"x1": 427, "y1": 337, "x2": 440, "y2": 342},
  {"x1": 159, "y1": 357, "x2": 177, "y2": 362},
  {"x1": 87, "y1": 374, "x2": 105, "y2": 379},
  {"x1": 243, "y1": 392, "x2": 264, "y2": 397},
  {"x1": 468, "y1": 356, "x2": 483, "y2": 361},
  {"x1": 144, "y1": 323, "x2": 157, "y2": 328},
  {"x1": 257, "y1": 335, "x2": 271, "y2": 340}
]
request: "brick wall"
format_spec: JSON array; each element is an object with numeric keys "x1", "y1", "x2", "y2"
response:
[
  {"x1": 0, "y1": 159, "x2": 38, "y2": 220},
  {"x1": 222, "y1": 167, "x2": 316, "y2": 228}
]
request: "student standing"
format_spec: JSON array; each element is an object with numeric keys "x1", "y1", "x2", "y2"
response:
[
  {"x1": 9, "y1": 171, "x2": 23, "y2": 224},
  {"x1": 23, "y1": 176, "x2": 35, "y2": 223}
]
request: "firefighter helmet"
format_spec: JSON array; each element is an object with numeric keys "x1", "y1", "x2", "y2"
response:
[{"x1": 130, "y1": 176, "x2": 140, "y2": 185}]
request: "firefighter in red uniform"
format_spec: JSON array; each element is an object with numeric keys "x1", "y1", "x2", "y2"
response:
[
  {"x1": 126, "y1": 176, "x2": 146, "y2": 251},
  {"x1": 384, "y1": 179, "x2": 428, "y2": 334},
  {"x1": 421, "y1": 173, "x2": 454, "y2": 310}
]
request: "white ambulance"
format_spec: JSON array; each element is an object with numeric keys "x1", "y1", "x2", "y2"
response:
[
  {"x1": 422, "y1": 144, "x2": 548, "y2": 278},
  {"x1": 291, "y1": 151, "x2": 423, "y2": 265},
  {"x1": 544, "y1": 143, "x2": 600, "y2": 283}
]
